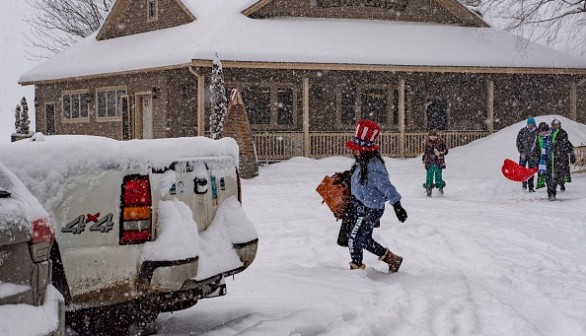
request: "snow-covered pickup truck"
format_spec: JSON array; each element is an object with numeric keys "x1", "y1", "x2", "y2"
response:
[{"x1": 0, "y1": 134, "x2": 258, "y2": 335}]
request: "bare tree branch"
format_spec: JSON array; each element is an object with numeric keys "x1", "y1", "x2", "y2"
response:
[
  {"x1": 478, "y1": 0, "x2": 586, "y2": 55},
  {"x1": 25, "y1": 0, "x2": 114, "y2": 60}
]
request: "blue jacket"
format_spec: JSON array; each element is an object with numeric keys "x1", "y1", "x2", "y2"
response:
[{"x1": 351, "y1": 158, "x2": 401, "y2": 209}]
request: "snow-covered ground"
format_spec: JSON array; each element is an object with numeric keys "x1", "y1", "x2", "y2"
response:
[{"x1": 153, "y1": 116, "x2": 586, "y2": 336}]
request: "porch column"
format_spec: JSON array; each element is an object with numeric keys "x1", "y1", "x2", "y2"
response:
[
  {"x1": 398, "y1": 78, "x2": 406, "y2": 158},
  {"x1": 398, "y1": 78, "x2": 405, "y2": 158},
  {"x1": 303, "y1": 77, "x2": 310, "y2": 157},
  {"x1": 487, "y1": 79, "x2": 494, "y2": 133},
  {"x1": 197, "y1": 73, "x2": 205, "y2": 136},
  {"x1": 570, "y1": 81, "x2": 577, "y2": 121}
]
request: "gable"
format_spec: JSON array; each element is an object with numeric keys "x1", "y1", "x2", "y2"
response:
[
  {"x1": 243, "y1": 0, "x2": 488, "y2": 27},
  {"x1": 97, "y1": 0, "x2": 195, "y2": 41}
]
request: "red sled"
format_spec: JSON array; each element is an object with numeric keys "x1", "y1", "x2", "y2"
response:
[{"x1": 501, "y1": 159, "x2": 538, "y2": 182}]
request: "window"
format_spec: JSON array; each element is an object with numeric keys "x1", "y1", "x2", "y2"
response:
[
  {"x1": 97, "y1": 88, "x2": 127, "y2": 119},
  {"x1": 360, "y1": 88, "x2": 388, "y2": 125},
  {"x1": 233, "y1": 84, "x2": 297, "y2": 127},
  {"x1": 276, "y1": 88, "x2": 293, "y2": 125},
  {"x1": 426, "y1": 98, "x2": 448, "y2": 130},
  {"x1": 148, "y1": 0, "x2": 158, "y2": 20},
  {"x1": 340, "y1": 82, "x2": 356, "y2": 126},
  {"x1": 62, "y1": 91, "x2": 89, "y2": 121}
]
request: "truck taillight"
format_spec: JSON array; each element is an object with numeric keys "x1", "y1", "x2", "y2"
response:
[
  {"x1": 120, "y1": 175, "x2": 152, "y2": 245},
  {"x1": 31, "y1": 218, "x2": 54, "y2": 244},
  {"x1": 30, "y1": 218, "x2": 54, "y2": 262}
]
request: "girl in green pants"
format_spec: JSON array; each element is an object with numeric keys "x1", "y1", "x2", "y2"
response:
[{"x1": 422, "y1": 131, "x2": 449, "y2": 197}]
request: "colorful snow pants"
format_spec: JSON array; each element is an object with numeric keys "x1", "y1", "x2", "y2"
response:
[
  {"x1": 348, "y1": 196, "x2": 386, "y2": 266},
  {"x1": 424, "y1": 164, "x2": 445, "y2": 189}
]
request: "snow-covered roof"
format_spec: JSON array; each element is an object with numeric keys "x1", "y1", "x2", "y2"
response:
[{"x1": 19, "y1": 0, "x2": 586, "y2": 84}]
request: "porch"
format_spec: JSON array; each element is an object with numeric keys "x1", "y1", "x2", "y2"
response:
[
  {"x1": 252, "y1": 132, "x2": 586, "y2": 175},
  {"x1": 252, "y1": 130, "x2": 490, "y2": 161}
]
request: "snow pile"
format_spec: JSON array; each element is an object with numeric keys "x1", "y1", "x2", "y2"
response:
[
  {"x1": 0, "y1": 285, "x2": 63, "y2": 336},
  {"x1": 195, "y1": 196, "x2": 256, "y2": 280},
  {"x1": 144, "y1": 195, "x2": 257, "y2": 280},
  {"x1": 142, "y1": 199, "x2": 201, "y2": 262}
]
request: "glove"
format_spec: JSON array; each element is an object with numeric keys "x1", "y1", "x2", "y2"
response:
[
  {"x1": 392, "y1": 201, "x2": 408, "y2": 223},
  {"x1": 570, "y1": 153, "x2": 576, "y2": 165}
]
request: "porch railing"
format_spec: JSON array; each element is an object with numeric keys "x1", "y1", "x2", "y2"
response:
[
  {"x1": 573, "y1": 145, "x2": 586, "y2": 173},
  {"x1": 253, "y1": 131, "x2": 490, "y2": 162}
]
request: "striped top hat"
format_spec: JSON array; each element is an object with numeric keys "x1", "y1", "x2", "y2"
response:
[{"x1": 345, "y1": 119, "x2": 381, "y2": 151}]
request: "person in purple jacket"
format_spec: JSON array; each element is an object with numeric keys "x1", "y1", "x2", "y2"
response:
[{"x1": 344, "y1": 119, "x2": 408, "y2": 273}]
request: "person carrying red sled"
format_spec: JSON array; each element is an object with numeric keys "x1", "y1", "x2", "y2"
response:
[
  {"x1": 422, "y1": 131, "x2": 449, "y2": 197},
  {"x1": 516, "y1": 116, "x2": 538, "y2": 192}
]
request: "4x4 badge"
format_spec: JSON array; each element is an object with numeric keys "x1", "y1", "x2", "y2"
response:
[{"x1": 62, "y1": 213, "x2": 114, "y2": 234}]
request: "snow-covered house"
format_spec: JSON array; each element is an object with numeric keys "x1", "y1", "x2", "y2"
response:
[{"x1": 19, "y1": 0, "x2": 586, "y2": 159}]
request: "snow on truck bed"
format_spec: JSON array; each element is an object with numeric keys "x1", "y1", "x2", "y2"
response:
[{"x1": 0, "y1": 134, "x2": 239, "y2": 208}]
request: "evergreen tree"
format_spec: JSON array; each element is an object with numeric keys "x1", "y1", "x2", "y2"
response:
[
  {"x1": 209, "y1": 56, "x2": 227, "y2": 140},
  {"x1": 14, "y1": 104, "x2": 22, "y2": 134},
  {"x1": 20, "y1": 97, "x2": 31, "y2": 135}
]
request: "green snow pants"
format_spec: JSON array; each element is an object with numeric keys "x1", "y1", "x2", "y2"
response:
[{"x1": 425, "y1": 164, "x2": 445, "y2": 189}]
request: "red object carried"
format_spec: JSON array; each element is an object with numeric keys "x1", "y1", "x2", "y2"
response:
[
  {"x1": 316, "y1": 175, "x2": 350, "y2": 219},
  {"x1": 501, "y1": 159, "x2": 538, "y2": 182}
]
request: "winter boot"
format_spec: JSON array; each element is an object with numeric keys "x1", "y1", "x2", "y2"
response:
[
  {"x1": 548, "y1": 194, "x2": 556, "y2": 201},
  {"x1": 379, "y1": 248, "x2": 403, "y2": 273},
  {"x1": 522, "y1": 181, "x2": 527, "y2": 190},
  {"x1": 423, "y1": 183, "x2": 432, "y2": 197},
  {"x1": 349, "y1": 262, "x2": 366, "y2": 270},
  {"x1": 438, "y1": 187, "x2": 444, "y2": 196}
]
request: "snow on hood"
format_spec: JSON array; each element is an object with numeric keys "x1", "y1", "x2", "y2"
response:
[
  {"x1": 0, "y1": 162, "x2": 49, "y2": 234},
  {"x1": 19, "y1": 0, "x2": 586, "y2": 83}
]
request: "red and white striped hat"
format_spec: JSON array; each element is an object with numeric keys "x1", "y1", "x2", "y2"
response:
[{"x1": 345, "y1": 119, "x2": 381, "y2": 151}]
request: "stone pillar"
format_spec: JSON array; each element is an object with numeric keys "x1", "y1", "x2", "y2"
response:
[
  {"x1": 197, "y1": 72, "x2": 205, "y2": 136},
  {"x1": 223, "y1": 89, "x2": 259, "y2": 179}
]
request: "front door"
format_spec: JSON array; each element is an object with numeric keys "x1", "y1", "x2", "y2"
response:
[{"x1": 132, "y1": 94, "x2": 153, "y2": 139}]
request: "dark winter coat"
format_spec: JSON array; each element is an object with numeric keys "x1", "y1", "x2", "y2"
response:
[
  {"x1": 531, "y1": 129, "x2": 573, "y2": 180},
  {"x1": 516, "y1": 126, "x2": 538, "y2": 156},
  {"x1": 422, "y1": 138, "x2": 448, "y2": 170},
  {"x1": 551, "y1": 128, "x2": 575, "y2": 181}
]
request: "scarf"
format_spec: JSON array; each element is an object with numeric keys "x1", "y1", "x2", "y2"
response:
[{"x1": 538, "y1": 131, "x2": 552, "y2": 174}]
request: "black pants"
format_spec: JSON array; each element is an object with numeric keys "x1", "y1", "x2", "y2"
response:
[
  {"x1": 347, "y1": 197, "x2": 386, "y2": 265},
  {"x1": 519, "y1": 154, "x2": 536, "y2": 189}
]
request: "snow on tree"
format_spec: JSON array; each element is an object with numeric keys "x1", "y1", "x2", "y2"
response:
[
  {"x1": 209, "y1": 55, "x2": 227, "y2": 140},
  {"x1": 14, "y1": 104, "x2": 22, "y2": 134},
  {"x1": 20, "y1": 97, "x2": 31, "y2": 135}
]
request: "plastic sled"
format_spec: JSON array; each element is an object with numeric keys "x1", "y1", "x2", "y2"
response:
[{"x1": 501, "y1": 159, "x2": 538, "y2": 182}]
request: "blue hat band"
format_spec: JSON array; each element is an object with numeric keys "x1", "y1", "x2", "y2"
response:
[{"x1": 351, "y1": 136, "x2": 375, "y2": 148}]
